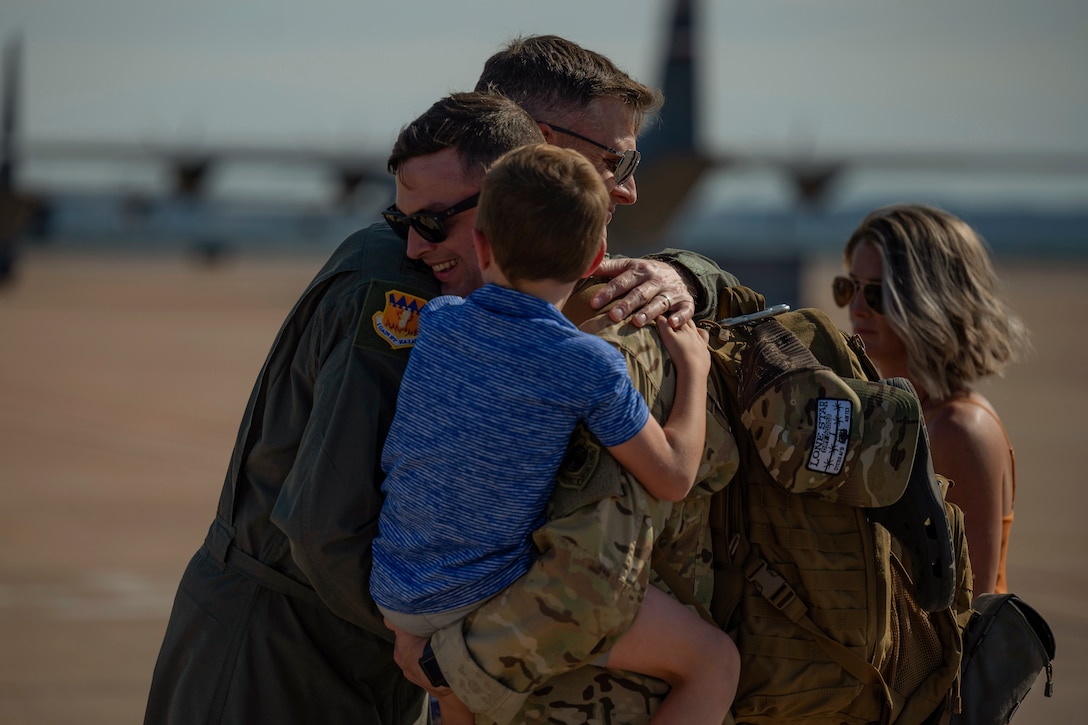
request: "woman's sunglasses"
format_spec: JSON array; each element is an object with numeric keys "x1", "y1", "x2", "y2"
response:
[
  {"x1": 381, "y1": 192, "x2": 481, "y2": 244},
  {"x1": 832, "y1": 276, "x2": 884, "y2": 315}
]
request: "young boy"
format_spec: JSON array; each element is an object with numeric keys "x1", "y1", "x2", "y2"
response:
[{"x1": 371, "y1": 144, "x2": 739, "y2": 724}]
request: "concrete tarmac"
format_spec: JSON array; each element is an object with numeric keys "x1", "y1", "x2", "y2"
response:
[{"x1": 0, "y1": 249, "x2": 1083, "y2": 723}]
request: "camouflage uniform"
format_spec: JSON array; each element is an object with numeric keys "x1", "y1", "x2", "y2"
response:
[
  {"x1": 431, "y1": 289, "x2": 741, "y2": 724},
  {"x1": 432, "y1": 294, "x2": 963, "y2": 724}
]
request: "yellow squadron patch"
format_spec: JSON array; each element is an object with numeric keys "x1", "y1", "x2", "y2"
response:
[{"x1": 373, "y1": 289, "x2": 426, "y2": 349}]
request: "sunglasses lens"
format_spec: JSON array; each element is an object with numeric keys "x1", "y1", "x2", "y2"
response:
[
  {"x1": 832, "y1": 277, "x2": 854, "y2": 307},
  {"x1": 381, "y1": 209, "x2": 447, "y2": 244},
  {"x1": 382, "y1": 209, "x2": 410, "y2": 241},
  {"x1": 863, "y1": 283, "x2": 884, "y2": 315},
  {"x1": 413, "y1": 216, "x2": 446, "y2": 244},
  {"x1": 832, "y1": 276, "x2": 884, "y2": 314},
  {"x1": 614, "y1": 151, "x2": 639, "y2": 184}
]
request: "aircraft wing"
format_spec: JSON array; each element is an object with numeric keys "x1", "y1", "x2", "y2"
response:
[{"x1": 22, "y1": 138, "x2": 390, "y2": 202}]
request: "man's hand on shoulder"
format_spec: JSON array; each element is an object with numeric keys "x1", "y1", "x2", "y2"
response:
[{"x1": 592, "y1": 257, "x2": 694, "y2": 329}]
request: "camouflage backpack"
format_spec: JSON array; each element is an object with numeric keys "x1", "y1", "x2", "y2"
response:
[{"x1": 657, "y1": 286, "x2": 975, "y2": 725}]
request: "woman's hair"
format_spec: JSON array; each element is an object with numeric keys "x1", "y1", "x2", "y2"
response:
[{"x1": 844, "y1": 204, "x2": 1031, "y2": 399}]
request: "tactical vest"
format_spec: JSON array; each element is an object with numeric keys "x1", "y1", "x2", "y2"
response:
[{"x1": 684, "y1": 289, "x2": 974, "y2": 725}]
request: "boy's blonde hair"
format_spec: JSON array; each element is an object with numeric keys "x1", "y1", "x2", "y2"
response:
[{"x1": 476, "y1": 144, "x2": 608, "y2": 283}]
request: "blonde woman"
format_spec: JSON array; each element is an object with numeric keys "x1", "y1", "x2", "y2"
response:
[{"x1": 836, "y1": 204, "x2": 1031, "y2": 595}]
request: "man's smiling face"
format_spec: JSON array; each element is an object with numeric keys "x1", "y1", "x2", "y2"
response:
[{"x1": 396, "y1": 147, "x2": 484, "y2": 298}]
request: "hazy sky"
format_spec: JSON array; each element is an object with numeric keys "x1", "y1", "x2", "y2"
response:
[{"x1": 7, "y1": 0, "x2": 1088, "y2": 208}]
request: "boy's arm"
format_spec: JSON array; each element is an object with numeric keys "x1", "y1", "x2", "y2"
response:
[{"x1": 607, "y1": 319, "x2": 710, "y2": 502}]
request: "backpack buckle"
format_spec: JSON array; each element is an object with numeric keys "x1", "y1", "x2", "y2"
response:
[{"x1": 744, "y1": 559, "x2": 797, "y2": 612}]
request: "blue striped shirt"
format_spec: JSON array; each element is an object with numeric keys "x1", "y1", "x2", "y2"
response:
[{"x1": 371, "y1": 283, "x2": 649, "y2": 614}]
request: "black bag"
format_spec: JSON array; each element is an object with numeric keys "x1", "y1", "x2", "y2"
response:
[{"x1": 949, "y1": 593, "x2": 1056, "y2": 724}]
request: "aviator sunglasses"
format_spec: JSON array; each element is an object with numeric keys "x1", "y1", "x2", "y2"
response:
[
  {"x1": 381, "y1": 192, "x2": 481, "y2": 244},
  {"x1": 832, "y1": 276, "x2": 885, "y2": 315},
  {"x1": 541, "y1": 123, "x2": 641, "y2": 185}
]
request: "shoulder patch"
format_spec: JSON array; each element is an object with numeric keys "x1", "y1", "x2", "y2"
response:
[
  {"x1": 354, "y1": 280, "x2": 433, "y2": 353},
  {"x1": 551, "y1": 424, "x2": 626, "y2": 519}
]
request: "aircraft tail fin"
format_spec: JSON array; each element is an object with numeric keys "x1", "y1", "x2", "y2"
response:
[
  {"x1": 640, "y1": 0, "x2": 697, "y2": 161},
  {"x1": 609, "y1": 0, "x2": 711, "y2": 254},
  {"x1": 2, "y1": 33, "x2": 20, "y2": 191}
]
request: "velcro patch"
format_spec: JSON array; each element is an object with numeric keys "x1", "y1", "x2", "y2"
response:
[
  {"x1": 354, "y1": 280, "x2": 433, "y2": 354},
  {"x1": 808, "y1": 398, "x2": 851, "y2": 475},
  {"x1": 550, "y1": 424, "x2": 628, "y2": 519}
]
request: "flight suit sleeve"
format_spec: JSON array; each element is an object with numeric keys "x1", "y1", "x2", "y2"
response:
[{"x1": 430, "y1": 320, "x2": 673, "y2": 722}]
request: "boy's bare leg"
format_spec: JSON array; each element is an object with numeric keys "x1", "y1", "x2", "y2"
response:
[{"x1": 606, "y1": 586, "x2": 740, "y2": 725}]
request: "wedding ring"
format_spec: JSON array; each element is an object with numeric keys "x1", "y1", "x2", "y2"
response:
[{"x1": 661, "y1": 293, "x2": 672, "y2": 309}]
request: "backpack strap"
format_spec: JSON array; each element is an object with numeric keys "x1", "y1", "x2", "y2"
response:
[
  {"x1": 651, "y1": 549, "x2": 716, "y2": 626},
  {"x1": 740, "y1": 550, "x2": 889, "y2": 695},
  {"x1": 653, "y1": 543, "x2": 893, "y2": 711}
]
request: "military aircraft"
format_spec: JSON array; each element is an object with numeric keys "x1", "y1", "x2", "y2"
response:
[
  {"x1": 0, "y1": 31, "x2": 391, "y2": 273},
  {"x1": 624, "y1": 0, "x2": 1088, "y2": 253},
  {"x1": 3, "y1": 0, "x2": 1087, "y2": 287}
]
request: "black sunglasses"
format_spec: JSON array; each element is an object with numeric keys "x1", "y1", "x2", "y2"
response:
[
  {"x1": 381, "y1": 192, "x2": 480, "y2": 244},
  {"x1": 541, "y1": 123, "x2": 640, "y2": 185},
  {"x1": 832, "y1": 276, "x2": 884, "y2": 315}
]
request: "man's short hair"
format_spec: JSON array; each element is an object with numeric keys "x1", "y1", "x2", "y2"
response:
[
  {"x1": 476, "y1": 144, "x2": 608, "y2": 284},
  {"x1": 474, "y1": 35, "x2": 663, "y2": 131},
  {"x1": 387, "y1": 92, "x2": 545, "y2": 182}
]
